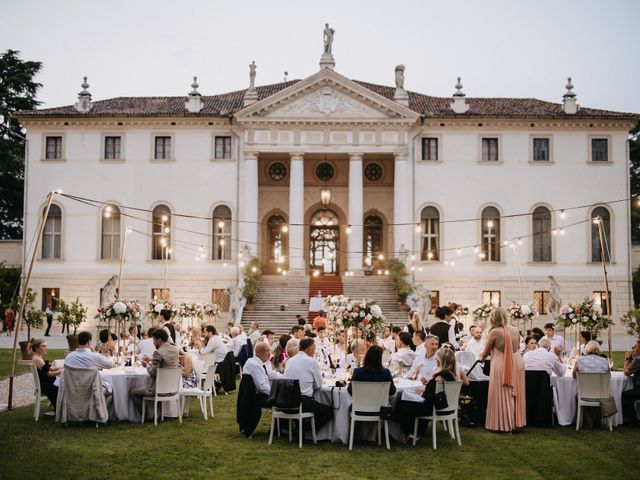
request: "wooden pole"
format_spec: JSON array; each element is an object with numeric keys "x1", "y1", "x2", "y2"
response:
[
  {"x1": 596, "y1": 217, "x2": 613, "y2": 360},
  {"x1": 8, "y1": 192, "x2": 55, "y2": 409},
  {"x1": 511, "y1": 244, "x2": 526, "y2": 335},
  {"x1": 116, "y1": 227, "x2": 129, "y2": 297}
]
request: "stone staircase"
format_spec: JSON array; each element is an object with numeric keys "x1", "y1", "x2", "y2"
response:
[
  {"x1": 308, "y1": 276, "x2": 343, "y2": 322},
  {"x1": 342, "y1": 276, "x2": 408, "y2": 327}
]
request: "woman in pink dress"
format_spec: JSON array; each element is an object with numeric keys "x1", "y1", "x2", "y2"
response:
[{"x1": 480, "y1": 307, "x2": 526, "y2": 432}]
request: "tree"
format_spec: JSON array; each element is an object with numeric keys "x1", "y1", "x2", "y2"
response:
[
  {"x1": 0, "y1": 50, "x2": 42, "y2": 239},
  {"x1": 630, "y1": 121, "x2": 640, "y2": 243}
]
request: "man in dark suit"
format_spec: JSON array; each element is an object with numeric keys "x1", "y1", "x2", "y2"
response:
[
  {"x1": 160, "y1": 309, "x2": 176, "y2": 344},
  {"x1": 129, "y1": 328, "x2": 180, "y2": 414}
]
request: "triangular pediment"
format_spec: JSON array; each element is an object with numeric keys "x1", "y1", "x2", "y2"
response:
[{"x1": 235, "y1": 69, "x2": 419, "y2": 123}]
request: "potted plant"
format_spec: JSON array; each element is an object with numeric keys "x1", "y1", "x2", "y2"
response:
[
  {"x1": 58, "y1": 298, "x2": 88, "y2": 351},
  {"x1": 620, "y1": 308, "x2": 640, "y2": 338},
  {"x1": 242, "y1": 257, "x2": 262, "y2": 310},
  {"x1": 18, "y1": 288, "x2": 45, "y2": 360},
  {"x1": 387, "y1": 258, "x2": 413, "y2": 308}
]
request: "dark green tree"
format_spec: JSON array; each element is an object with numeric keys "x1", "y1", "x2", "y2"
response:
[
  {"x1": 630, "y1": 121, "x2": 640, "y2": 244},
  {"x1": 0, "y1": 49, "x2": 42, "y2": 239}
]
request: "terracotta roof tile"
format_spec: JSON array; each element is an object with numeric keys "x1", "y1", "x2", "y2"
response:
[{"x1": 17, "y1": 78, "x2": 638, "y2": 120}]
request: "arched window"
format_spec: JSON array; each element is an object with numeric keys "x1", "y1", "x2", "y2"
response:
[
  {"x1": 152, "y1": 205, "x2": 171, "y2": 260},
  {"x1": 363, "y1": 215, "x2": 383, "y2": 266},
  {"x1": 591, "y1": 207, "x2": 611, "y2": 262},
  {"x1": 42, "y1": 204, "x2": 62, "y2": 259},
  {"x1": 267, "y1": 215, "x2": 287, "y2": 264},
  {"x1": 532, "y1": 206, "x2": 552, "y2": 262},
  {"x1": 421, "y1": 207, "x2": 440, "y2": 261},
  {"x1": 213, "y1": 205, "x2": 232, "y2": 260},
  {"x1": 101, "y1": 205, "x2": 121, "y2": 260},
  {"x1": 481, "y1": 206, "x2": 500, "y2": 262}
]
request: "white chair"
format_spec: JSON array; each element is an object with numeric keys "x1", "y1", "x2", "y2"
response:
[
  {"x1": 191, "y1": 359, "x2": 204, "y2": 385},
  {"x1": 30, "y1": 364, "x2": 47, "y2": 421},
  {"x1": 576, "y1": 372, "x2": 612, "y2": 431},
  {"x1": 348, "y1": 381, "x2": 392, "y2": 450},
  {"x1": 198, "y1": 353, "x2": 218, "y2": 396},
  {"x1": 269, "y1": 404, "x2": 317, "y2": 449},
  {"x1": 181, "y1": 364, "x2": 216, "y2": 420},
  {"x1": 413, "y1": 380, "x2": 463, "y2": 449},
  {"x1": 141, "y1": 368, "x2": 183, "y2": 426}
]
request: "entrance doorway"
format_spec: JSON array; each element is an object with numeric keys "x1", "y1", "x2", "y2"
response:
[
  {"x1": 309, "y1": 208, "x2": 339, "y2": 275},
  {"x1": 265, "y1": 214, "x2": 288, "y2": 274}
]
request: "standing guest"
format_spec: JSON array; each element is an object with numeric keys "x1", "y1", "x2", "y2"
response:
[
  {"x1": 389, "y1": 332, "x2": 416, "y2": 372},
  {"x1": 138, "y1": 327, "x2": 159, "y2": 357},
  {"x1": 430, "y1": 306, "x2": 456, "y2": 348},
  {"x1": 413, "y1": 331, "x2": 426, "y2": 358},
  {"x1": 407, "y1": 334, "x2": 439, "y2": 381},
  {"x1": 197, "y1": 325, "x2": 228, "y2": 363},
  {"x1": 480, "y1": 307, "x2": 526, "y2": 432},
  {"x1": 248, "y1": 322, "x2": 261, "y2": 346},
  {"x1": 521, "y1": 336, "x2": 539, "y2": 356},
  {"x1": 622, "y1": 339, "x2": 640, "y2": 426},
  {"x1": 284, "y1": 337, "x2": 333, "y2": 430},
  {"x1": 96, "y1": 329, "x2": 115, "y2": 355},
  {"x1": 44, "y1": 303, "x2": 53, "y2": 336},
  {"x1": 523, "y1": 338, "x2": 566, "y2": 377},
  {"x1": 129, "y1": 328, "x2": 180, "y2": 414},
  {"x1": 313, "y1": 311, "x2": 326, "y2": 330},
  {"x1": 243, "y1": 343, "x2": 283, "y2": 406},
  {"x1": 4, "y1": 306, "x2": 15, "y2": 336},
  {"x1": 30, "y1": 338, "x2": 61, "y2": 409},
  {"x1": 543, "y1": 322, "x2": 565, "y2": 352},
  {"x1": 291, "y1": 325, "x2": 305, "y2": 340},
  {"x1": 573, "y1": 340, "x2": 610, "y2": 428},
  {"x1": 65, "y1": 331, "x2": 114, "y2": 370},
  {"x1": 465, "y1": 326, "x2": 486, "y2": 359},
  {"x1": 160, "y1": 309, "x2": 176, "y2": 344},
  {"x1": 296, "y1": 314, "x2": 306, "y2": 326},
  {"x1": 273, "y1": 334, "x2": 291, "y2": 372}
]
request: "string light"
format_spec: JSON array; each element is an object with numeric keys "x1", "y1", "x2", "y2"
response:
[
  {"x1": 478, "y1": 252, "x2": 486, "y2": 259},
  {"x1": 427, "y1": 252, "x2": 433, "y2": 260},
  {"x1": 161, "y1": 215, "x2": 168, "y2": 222},
  {"x1": 378, "y1": 254, "x2": 384, "y2": 261},
  {"x1": 456, "y1": 249, "x2": 462, "y2": 255},
  {"x1": 410, "y1": 254, "x2": 416, "y2": 261},
  {"x1": 218, "y1": 221, "x2": 225, "y2": 229},
  {"x1": 251, "y1": 266, "x2": 257, "y2": 273},
  {"x1": 346, "y1": 225, "x2": 352, "y2": 234},
  {"x1": 473, "y1": 247, "x2": 479, "y2": 254},
  {"x1": 486, "y1": 220, "x2": 494, "y2": 228},
  {"x1": 559, "y1": 209, "x2": 567, "y2": 219},
  {"x1": 516, "y1": 238, "x2": 523, "y2": 246},
  {"x1": 281, "y1": 225, "x2": 289, "y2": 233},
  {"x1": 415, "y1": 224, "x2": 421, "y2": 233}
]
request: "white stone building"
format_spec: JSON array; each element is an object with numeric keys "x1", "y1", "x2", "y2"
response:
[{"x1": 16, "y1": 49, "x2": 638, "y2": 340}]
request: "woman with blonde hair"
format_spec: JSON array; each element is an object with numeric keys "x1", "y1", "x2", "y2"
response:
[
  {"x1": 480, "y1": 307, "x2": 526, "y2": 432},
  {"x1": 407, "y1": 310, "x2": 424, "y2": 336}
]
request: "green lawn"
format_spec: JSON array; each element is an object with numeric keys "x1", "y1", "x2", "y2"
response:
[
  {"x1": 0, "y1": 349, "x2": 66, "y2": 380},
  {"x1": 1, "y1": 392, "x2": 639, "y2": 480}
]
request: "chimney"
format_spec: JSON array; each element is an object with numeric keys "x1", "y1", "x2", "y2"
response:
[
  {"x1": 74, "y1": 76, "x2": 92, "y2": 113},
  {"x1": 450, "y1": 77, "x2": 469, "y2": 114},
  {"x1": 185, "y1": 76, "x2": 203, "y2": 113},
  {"x1": 562, "y1": 77, "x2": 578, "y2": 114}
]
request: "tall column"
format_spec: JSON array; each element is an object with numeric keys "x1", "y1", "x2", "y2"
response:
[
  {"x1": 347, "y1": 153, "x2": 363, "y2": 273},
  {"x1": 394, "y1": 153, "x2": 412, "y2": 259},
  {"x1": 239, "y1": 151, "x2": 259, "y2": 260},
  {"x1": 288, "y1": 153, "x2": 305, "y2": 274}
]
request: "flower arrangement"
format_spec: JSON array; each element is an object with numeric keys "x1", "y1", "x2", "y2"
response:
[
  {"x1": 558, "y1": 299, "x2": 611, "y2": 334},
  {"x1": 147, "y1": 299, "x2": 177, "y2": 320},
  {"x1": 178, "y1": 302, "x2": 204, "y2": 319},
  {"x1": 472, "y1": 304, "x2": 493, "y2": 322},
  {"x1": 95, "y1": 299, "x2": 143, "y2": 323},
  {"x1": 458, "y1": 305, "x2": 469, "y2": 316},
  {"x1": 507, "y1": 302, "x2": 537, "y2": 321},
  {"x1": 203, "y1": 303, "x2": 219, "y2": 319},
  {"x1": 323, "y1": 295, "x2": 386, "y2": 335}
]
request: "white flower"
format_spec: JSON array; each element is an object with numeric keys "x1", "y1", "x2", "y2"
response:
[
  {"x1": 521, "y1": 305, "x2": 531, "y2": 316},
  {"x1": 569, "y1": 313, "x2": 575, "y2": 319},
  {"x1": 359, "y1": 311, "x2": 365, "y2": 318},
  {"x1": 365, "y1": 314, "x2": 372, "y2": 321},
  {"x1": 370, "y1": 305, "x2": 382, "y2": 319},
  {"x1": 154, "y1": 303, "x2": 164, "y2": 313},
  {"x1": 113, "y1": 301, "x2": 127, "y2": 315},
  {"x1": 347, "y1": 304, "x2": 353, "y2": 311}
]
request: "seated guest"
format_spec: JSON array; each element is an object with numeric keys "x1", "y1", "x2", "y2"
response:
[
  {"x1": 198, "y1": 325, "x2": 227, "y2": 363},
  {"x1": 248, "y1": 322, "x2": 261, "y2": 347},
  {"x1": 389, "y1": 332, "x2": 416, "y2": 372},
  {"x1": 543, "y1": 322, "x2": 565, "y2": 352},
  {"x1": 464, "y1": 326, "x2": 486, "y2": 359},
  {"x1": 304, "y1": 324, "x2": 317, "y2": 338},
  {"x1": 243, "y1": 342, "x2": 283, "y2": 406},
  {"x1": 283, "y1": 338, "x2": 300, "y2": 370},
  {"x1": 622, "y1": 339, "x2": 640, "y2": 425},
  {"x1": 96, "y1": 329, "x2": 115, "y2": 355},
  {"x1": 65, "y1": 331, "x2": 114, "y2": 370},
  {"x1": 333, "y1": 330, "x2": 347, "y2": 364},
  {"x1": 138, "y1": 327, "x2": 158, "y2": 357},
  {"x1": 522, "y1": 335, "x2": 539, "y2": 356},
  {"x1": 578, "y1": 331, "x2": 592, "y2": 356},
  {"x1": 413, "y1": 331, "x2": 426, "y2": 357},
  {"x1": 30, "y1": 338, "x2": 60, "y2": 410},
  {"x1": 260, "y1": 329, "x2": 276, "y2": 350},
  {"x1": 223, "y1": 322, "x2": 234, "y2": 342},
  {"x1": 407, "y1": 334, "x2": 439, "y2": 380},
  {"x1": 130, "y1": 329, "x2": 180, "y2": 414},
  {"x1": 395, "y1": 347, "x2": 469, "y2": 443},
  {"x1": 229, "y1": 327, "x2": 242, "y2": 357},
  {"x1": 291, "y1": 325, "x2": 305, "y2": 340},
  {"x1": 315, "y1": 326, "x2": 330, "y2": 349},
  {"x1": 572, "y1": 340, "x2": 609, "y2": 376},
  {"x1": 178, "y1": 350, "x2": 197, "y2": 388},
  {"x1": 523, "y1": 337, "x2": 566, "y2": 377},
  {"x1": 273, "y1": 334, "x2": 291, "y2": 372},
  {"x1": 283, "y1": 337, "x2": 333, "y2": 430},
  {"x1": 296, "y1": 314, "x2": 306, "y2": 326},
  {"x1": 382, "y1": 325, "x2": 396, "y2": 353},
  {"x1": 346, "y1": 339, "x2": 367, "y2": 369}
]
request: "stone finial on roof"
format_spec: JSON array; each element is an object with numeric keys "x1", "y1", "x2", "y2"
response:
[
  {"x1": 244, "y1": 61, "x2": 259, "y2": 107},
  {"x1": 185, "y1": 76, "x2": 203, "y2": 113},
  {"x1": 393, "y1": 64, "x2": 409, "y2": 107},
  {"x1": 74, "y1": 76, "x2": 92, "y2": 113},
  {"x1": 319, "y1": 23, "x2": 336, "y2": 70},
  {"x1": 562, "y1": 77, "x2": 578, "y2": 114},
  {"x1": 451, "y1": 76, "x2": 469, "y2": 114}
]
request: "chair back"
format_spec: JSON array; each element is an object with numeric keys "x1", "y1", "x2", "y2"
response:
[
  {"x1": 156, "y1": 368, "x2": 182, "y2": 396},
  {"x1": 455, "y1": 351, "x2": 476, "y2": 372},
  {"x1": 30, "y1": 364, "x2": 41, "y2": 396},
  {"x1": 199, "y1": 352, "x2": 215, "y2": 371},
  {"x1": 192, "y1": 358, "x2": 204, "y2": 383},
  {"x1": 268, "y1": 379, "x2": 302, "y2": 409},
  {"x1": 202, "y1": 364, "x2": 218, "y2": 392},
  {"x1": 55, "y1": 367, "x2": 108, "y2": 424},
  {"x1": 576, "y1": 372, "x2": 611, "y2": 400},
  {"x1": 435, "y1": 380, "x2": 463, "y2": 413},
  {"x1": 351, "y1": 381, "x2": 391, "y2": 415}
]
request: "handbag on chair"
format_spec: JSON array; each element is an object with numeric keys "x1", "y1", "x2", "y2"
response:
[{"x1": 599, "y1": 396, "x2": 617, "y2": 418}]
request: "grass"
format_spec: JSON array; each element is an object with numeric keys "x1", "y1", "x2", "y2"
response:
[
  {"x1": 0, "y1": 349, "x2": 66, "y2": 380},
  {"x1": 1, "y1": 390, "x2": 639, "y2": 480}
]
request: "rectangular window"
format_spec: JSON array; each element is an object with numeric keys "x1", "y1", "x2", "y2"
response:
[
  {"x1": 482, "y1": 290, "x2": 501, "y2": 307},
  {"x1": 592, "y1": 291, "x2": 611, "y2": 315},
  {"x1": 481, "y1": 138, "x2": 499, "y2": 161},
  {"x1": 151, "y1": 288, "x2": 170, "y2": 301},
  {"x1": 429, "y1": 290, "x2": 439, "y2": 315},
  {"x1": 42, "y1": 288, "x2": 60, "y2": 310},
  {"x1": 212, "y1": 289, "x2": 230, "y2": 312},
  {"x1": 214, "y1": 136, "x2": 232, "y2": 159},
  {"x1": 104, "y1": 136, "x2": 121, "y2": 160},
  {"x1": 532, "y1": 138, "x2": 550, "y2": 161},
  {"x1": 534, "y1": 291, "x2": 549, "y2": 315},
  {"x1": 421, "y1": 137, "x2": 438, "y2": 161},
  {"x1": 591, "y1": 139, "x2": 608, "y2": 162},
  {"x1": 45, "y1": 136, "x2": 63, "y2": 159},
  {"x1": 154, "y1": 136, "x2": 172, "y2": 160}
]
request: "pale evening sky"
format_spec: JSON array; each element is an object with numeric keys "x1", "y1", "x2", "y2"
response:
[{"x1": 2, "y1": 0, "x2": 639, "y2": 114}]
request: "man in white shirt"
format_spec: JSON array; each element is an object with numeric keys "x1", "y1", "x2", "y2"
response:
[
  {"x1": 389, "y1": 332, "x2": 416, "y2": 372},
  {"x1": 464, "y1": 326, "x2": 486, "y2": 359},
  {"x1": 64, "y1": 331, "x2": 114, "y2": 370},
  {"x1": 243, "y1": 343, "x2": 283, "y2": 406},
  {"x1": 230, "y1": 327, "x2": 246, "y2": 357},
  {"x1": 199, "y1": 325, "x2": 228, "y2": 363},
  {"x1": 407, "y1": 334, "x2": 438, "y2": 381},
  {"x1": 248, "y1": 322, "x2": 261, "y2": 347},
  {"x1": 523, "y1": 337, "x2": 566, "y2": 377},
  {"x1": 413, "y1": 331, "x2": 426, "y2": 358},
  {"x1": 283, "y1": 337, "x2": 333, "y2": 430},
  {"x1": 137, "y1": 327, "x2": 158, "y2": 357},
  {"x1": 544, "y1": 323, "x2": 565, "y2": 352}
]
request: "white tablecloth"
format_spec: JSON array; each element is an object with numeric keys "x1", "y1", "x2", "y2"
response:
[
  {"x1": 100, "y1": 368, "x2": 149, "y2": 422},
  {"x1": 308, "y1": 297, "x2": 324, "y2": 312},
  {"x1": 551, "y1": 370, "x2": 633, "y2": 427},
  {"x1": 312, "y1": 378, "x2": 422, "y2": 443}
]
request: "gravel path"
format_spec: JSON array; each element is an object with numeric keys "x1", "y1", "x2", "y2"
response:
[{"x1": 0, "y1": 372, "x2": 37, "y2": 412}]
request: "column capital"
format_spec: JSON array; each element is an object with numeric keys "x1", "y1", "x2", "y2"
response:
[
  {"x1": 348, "y1": 153, "x2": 363, "y2": 161},
  {"x1": 289, "y1": 152, "x2": 305, "y2": 161},
  {"x1": 243, "y1": 150, "x2": 259, "y2": 161}
]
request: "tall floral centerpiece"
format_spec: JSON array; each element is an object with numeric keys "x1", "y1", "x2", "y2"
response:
[
  {"x1": 146, "y1": 299, "x2": 176, "y2": 324},
  {"x1": 95, "y1": 299, "x2": 144, "y2": 356},
  {"x1": 472, "y1": 304, "x2": 492, "y2": 324},
  {"x1": 558, "y1": 299, "x2": 610, "y2": 338},
  {"x1": 178, "y1": 302, "x2": 204, "y2": 327},
  {"x1": 203, "y1": 303, "x2": 219, "y2": 323},
  {"x1": 507, "y1": 302, "x2": 537, "y2": 333}
]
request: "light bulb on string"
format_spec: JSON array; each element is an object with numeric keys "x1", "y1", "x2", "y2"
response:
[
  {"x1": 559, "y1": 228, "x2": 565, "y2": 236},
  {"x1": 516, "y1": 238, "x2": 523, "y2": 246},
  {"x1": 415, "y1": 224, "x2": 421, "y2": 233},
  {"x1": 456, "y1": 249, "x2": 462, "y2": 256},
  {"x1": 427, "y1": 252, "x2": 433, "y2": 260},
  {"x1": 559, "y1": 209, "x2": 567, "y2": 219},
  {"x1": 410, "y1": 254, "x2": 416, "y2": 261},
  {"x1": 345, "y1": 225, "x2": 352, "y2": 234},
  {"x1": 162, "y1": 215, "x2": 168, "y2": 222},
  {"x1": 503, "y1": 240, "x2": 509, "y2": 247},
  {"x1": 251, "y1": 266, "x2": 257, "y2": 273},
  {"x1": 281, "y1": 225, "x2": 289, "y2": 233},
  {"x1": 478, "y1": 252, "x2": 486, "y2": 259},
  {"x1": 378, "y1": 254, "x2": 384, "y2": 261},
  {"x1": 473, "y1": 246, "x2": 479, "y2": 254},
  {"x1": 218, "y1": 221, "x2": 225, "y2": 229},
  {"x1": 552, "y1": 229, "x2": 558, "y2": 236},
  {"x1": 418, "y1": 267, "x2": 423, "y2": 272},
  {"x1": 486, "y1": 220, "x2": 494, "y2": 228},
  {"x1": 384, "y1": 270, "x2": 389, "y2": 275}
]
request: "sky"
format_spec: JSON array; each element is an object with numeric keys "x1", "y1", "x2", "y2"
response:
[{"x1": 2, "y1": 0, "x2": 640, "y2": 113}]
